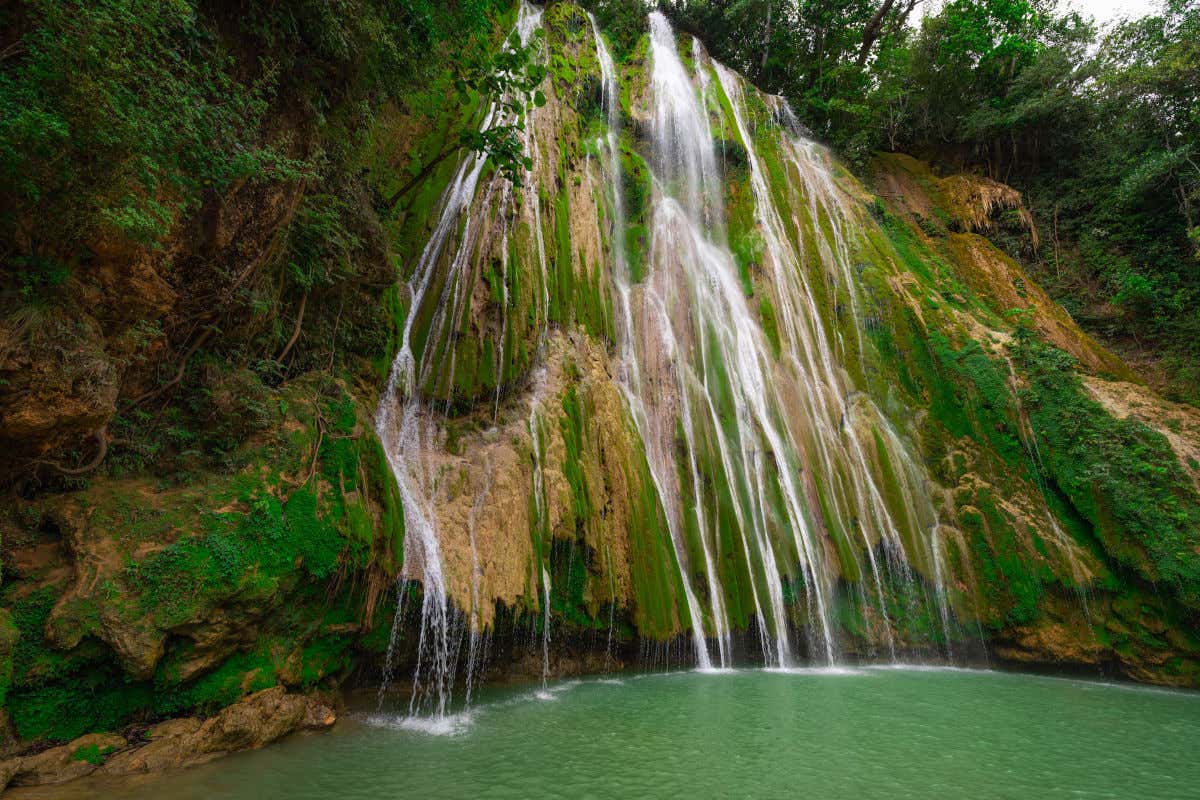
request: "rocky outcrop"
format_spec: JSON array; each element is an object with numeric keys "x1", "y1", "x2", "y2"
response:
[
  {"x1": 0, "y1": 688, "x2": 334, "y2": 793},
  {"x1": 100, "y1": 687, "x2": 336, "y2": 775},
  {"x1": 871, "y1": 152, "x2": 1132, "y2": 378},
  {"x1": 1082, "y1": 376, "x2": 1200, "y2": 493},
  {"x1": 0, "y1": 733, "x2": 127, "y2": 791}
]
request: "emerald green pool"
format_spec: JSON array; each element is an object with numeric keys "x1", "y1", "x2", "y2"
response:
[{"x1": 30, "y1": 667, "x2": 1200, "y2": 799}]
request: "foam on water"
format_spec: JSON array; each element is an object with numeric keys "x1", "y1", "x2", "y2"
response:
[
  {"x1": 762, "y1": 666, "x2": 866, "y2": 677},
  {"x1": 363, "y1": 710, "x2": 476, "y2": 737}
]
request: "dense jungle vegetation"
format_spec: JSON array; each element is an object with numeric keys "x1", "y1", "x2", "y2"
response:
[{"x1": 0, "y1": 0, "x2": 543, "y2": 481}]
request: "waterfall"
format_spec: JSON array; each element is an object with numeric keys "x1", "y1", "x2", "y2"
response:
[
  {"x1": 541, "y1": 566, "x2": 552, "y2": 687},
  {"x1": 610, "y1": 12, "x2": 959, "y2": 667},
  {"x1": 375, "y1": 2, "x2": 546, "y2": 720},
  {"x1": 630, "y1": 11, "x2": 828, "y2": 666},
  {"x1": 376, "y1": 7, "x2": 990, "y2": 715},
  {"x1": 715, "y1": 57, "x2": 959, "y2": 663},
  {"x1": 591, "y1": 13, "x2": 717, "y2": 670},
  {"x1": 604, "y1": 545, "x2": 617, "y2": 668}
]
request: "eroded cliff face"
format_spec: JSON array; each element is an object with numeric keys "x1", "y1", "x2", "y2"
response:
[
  {"x1": 372, "y1": 1, "x2": 1200, "y2": 695},
  {"x1": 2, "y1": 0, "x2": 1200, "y2": 775}
]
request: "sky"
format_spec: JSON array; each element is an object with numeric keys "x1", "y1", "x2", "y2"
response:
[
  {"x1": 921, "y1": 0, "x2": 1162, "y2": 26},
  {"x1": 1066, "y1": 0, "x2": 1160, "y2": 25}
]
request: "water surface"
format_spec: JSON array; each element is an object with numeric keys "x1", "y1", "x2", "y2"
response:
[{"x1": 31, "y1": 668, "x2": 1200, "y2": 800}]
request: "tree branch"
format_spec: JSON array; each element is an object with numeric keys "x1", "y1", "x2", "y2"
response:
[
  {"x1": 34, "y1": 428, "x2": 110, "y2": 475},
  {"x1": 125, "y1": 325, "x2": 216, "y2": 410},
  {"x1": 276, "y1": 291, "x2": 308, "y2": 364},
  {"x1": 857, "y1": 0, "x2": 899, "y2": 68},
  {"x1": 386, "y1": 145, "x2": 463, "y2": 211}
]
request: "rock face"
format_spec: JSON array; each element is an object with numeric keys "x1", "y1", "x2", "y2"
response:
[
  {"x1": 0, "y1": 733, "x2": 128, "y2": 790},
  {"x1": 365, "y1": 0, "x2": 1200, "y2": 689},
  {"x1": 1, "y1": 2, "x2": 1199, "y2": 792},
  {"x1": 0, "y1": 688, "x2": 334, "y2": 792},
  {"x1": 99, "y1": 687, "x2": 336, "y2": 776}
]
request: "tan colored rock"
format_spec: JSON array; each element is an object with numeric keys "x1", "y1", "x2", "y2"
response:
[
  {"x1": 993, "y1": 620, "x2": 1106, "y2": 666},
  {"x1": 871, "y1": 152, "x2": 1131, "y2": 378},
  {"x1": 1082, "y1": 376, "x2": 1200, "y2": 493},
  {"x1": 0, "y1": 733, "x2": 126, "y2": 789},
  {"x1": 0, "y1": 760, "x2": 18, "y2": 795},
  {"x1": 148, "y1": 718, "x2": 203, "y2": 739},
  {"x1": 41, "y1": 485, "x2": 284, "y2": 681},
  {"x1": 0, "y1": 309, "x2": 119, "y2": 460},
  {"x1": 168, "y1": 612, "x2": 263, "y2": 682},
  {"x1": 43, "y1": 502, "x2": 168, "y2": 680},
  {"x1": 99, "y1": 687, "x2": 335, "y2": 777}
]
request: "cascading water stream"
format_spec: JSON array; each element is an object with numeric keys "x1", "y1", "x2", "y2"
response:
[
  {"x1": 373, "y1": 6, "x2": 1022, "y2": 709},
  {"x1": 541, "y1": 566, "x2": 552, "y2": 688},
  {"x1": 715, "y1": 57, "x2": 967, "y2": 664},
  {"x1": 590, "y1": 12, "x2": 722, "y2": 671},
  {"x1": 610, "y1": 13, "x2": 963, "y2": 669},
  {"x1": 636, "y1": 12, "x2": 838, "y2": 666},
  {"x1": 375, "y1": 2, "x2": 546, "y2": 719}
]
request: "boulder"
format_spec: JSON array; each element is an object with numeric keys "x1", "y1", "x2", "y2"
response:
[
  {"x1": 0, "y1": 732, "x2": 126, "y2": 789},
  {"x1": 100, "y1": 687, "x2": 336, "y2": 776}
]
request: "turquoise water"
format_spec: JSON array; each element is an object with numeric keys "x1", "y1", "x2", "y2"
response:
[{"x1": 31, "y1": 668, "x2": 1200, "y2": 799}]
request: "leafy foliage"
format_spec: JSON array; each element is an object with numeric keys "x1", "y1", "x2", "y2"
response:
[{"x1": 0, "y1": 0, "x2": 295, "y2": 268}]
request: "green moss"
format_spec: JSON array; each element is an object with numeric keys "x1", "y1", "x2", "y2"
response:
[
  {"x1": 71, "y1": 742, "x2": 117, "y2": 765},
  {"x1": 9, "y1": 668, "x2": 153, "y2": 742},
  {"x1": 757, "y1": 294, "x2": 782, "y2": 358},
  {"x1": 4, "y1": 381, "x2": 405, "y2": 743},
  {"x1": 0, "y1": 609, "x2": 18, "y2": 707},
  {"x1": 155, "y1": 649, "x2": 276, "y2": 717},
  {"x1": 928, "y1": 332, "x2": 1023, "y2": 465},
  {"x1": 559, "y1": 386, "x2": 592, "y2": 524},
  {"x1": 620, "y1": 143, "x2": 652, "y2": 283},
  {"x1": 8, "y1": 586, "x2": 103, "y2": 691},
  {"x1": 1015, "y1": 337, "x2": 1200, "y2": 610},
  {"x1": 549, "y1": 538, "x2": 603, "y2": 630}
]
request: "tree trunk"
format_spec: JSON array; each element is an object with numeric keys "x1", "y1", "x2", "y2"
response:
[
  {"x1": 760, "y1": 0, "x2": 773, "y2": 83},
  {"x1": 857, "y1": 0, "x2": 897, "y2": 67},
  {"x1": 386, "y1": 144, "x2": 462, "y2": 210},
  {"x1": 277, "y1": 292, "x2": 309, "y2": 364}
]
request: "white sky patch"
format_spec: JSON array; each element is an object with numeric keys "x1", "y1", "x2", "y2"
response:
[
  {"x1": 919, "y1": 0, "x2": 1162, "y2": 26},
  {"x1": 1066, "y1": 0, "x2": 1160, "y2": 25}
]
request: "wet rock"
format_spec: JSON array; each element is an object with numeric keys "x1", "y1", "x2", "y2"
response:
[
  {"x1": 0, "y1": 732, "x2": 126, "y2": 789},
  {"x1": 99, "y1": 687, "x2": 335, "y2": 776},
  {"x1": 993, "y1": 620, "x2": 1106, "y2": 666},
  {"x1": 0, "y1": 686, "x2": 335, "y2": 792}
]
